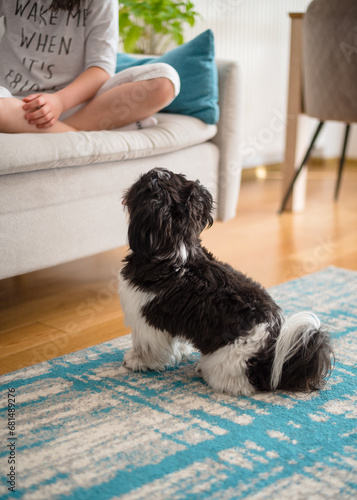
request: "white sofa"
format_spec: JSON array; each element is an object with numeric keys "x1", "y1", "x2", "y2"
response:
[{"x1": 0, "y1": 60, "x2": 240, "y2": 280}]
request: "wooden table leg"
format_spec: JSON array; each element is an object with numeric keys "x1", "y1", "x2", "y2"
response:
[{"x1": 281, "y1": 13, "x2": 309, "y2": 212}]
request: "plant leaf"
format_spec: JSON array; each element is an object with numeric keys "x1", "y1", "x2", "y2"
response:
[
  {"x1": 123, "y1": 25, "x2": 144, "y2": 53},
  {"x1": 118, "y1": 0, "x2": 200, "y2": 54}
]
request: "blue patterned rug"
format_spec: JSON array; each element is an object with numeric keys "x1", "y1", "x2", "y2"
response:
[{"x1": 1, "y1": 266, "x2": 357, "y2": 499}]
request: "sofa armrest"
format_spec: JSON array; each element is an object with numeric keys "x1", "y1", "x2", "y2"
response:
[{"x1": 212, "y1": 59, "x2": 241, "y2": 221}]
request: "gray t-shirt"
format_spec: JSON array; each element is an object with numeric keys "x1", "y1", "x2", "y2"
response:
[{"x1": 0, "y1": 0, "x2": 118, "y2": 96}]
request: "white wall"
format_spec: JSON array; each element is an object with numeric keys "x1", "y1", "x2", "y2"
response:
[{"x1": 189, "y1": 0, "x2": 357, "y2": 167}]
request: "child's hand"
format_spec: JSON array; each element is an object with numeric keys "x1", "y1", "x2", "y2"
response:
[{"x1": 22, "y1": 93, "x2": 64, "y2": 128}]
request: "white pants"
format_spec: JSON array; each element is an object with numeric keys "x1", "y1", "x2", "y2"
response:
[{"x1": 0, "y1": 63, "x2": 180, "y2": 120}]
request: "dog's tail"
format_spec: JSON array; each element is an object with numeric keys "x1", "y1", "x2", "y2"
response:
[{"x1": 270, "y1": 312, "x2": 334, "y2": 392}]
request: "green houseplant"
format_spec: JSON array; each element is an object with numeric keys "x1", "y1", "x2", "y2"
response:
[{"x1": 119, "y1": 0, "x2": 200, "y2": 55}]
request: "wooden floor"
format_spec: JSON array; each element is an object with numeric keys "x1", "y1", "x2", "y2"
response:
[{"x1": 1, "y1": 162, "x2": 357, "y2": 375}]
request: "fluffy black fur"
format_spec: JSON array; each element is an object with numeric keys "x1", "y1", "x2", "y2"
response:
[{"x1": 121, "y1": 168, "x2": 334, "y2": 393}]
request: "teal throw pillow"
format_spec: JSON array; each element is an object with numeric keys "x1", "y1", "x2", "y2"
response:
[{"x1": 115, "y1": 30, "x2": 219, "y2": 125}]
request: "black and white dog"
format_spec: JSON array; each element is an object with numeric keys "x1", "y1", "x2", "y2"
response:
[{"x1": 119, "y1": 168, "x2": 333, "y2": 396}]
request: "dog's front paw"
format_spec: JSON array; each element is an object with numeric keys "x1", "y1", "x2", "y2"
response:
[
  {"x1": 123, "y1": 349, "x2": 149, "y2": 372},
  {"x1": 176, "y1": 341, "x2": 193, "y2": 358}
]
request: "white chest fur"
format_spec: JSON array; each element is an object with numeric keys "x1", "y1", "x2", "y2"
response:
[
  {"x1": 118, "y1": 272, "x2": 191, "y2": 371},
  {"x1": 118, "y1": 272, "x2": 155, "y2": 328}
]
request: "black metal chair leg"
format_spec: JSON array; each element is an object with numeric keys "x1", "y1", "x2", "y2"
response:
[
  {"x1": 279, "y1": 121, "x2": 325, "y2": 214},
  {"x1": 334, "y1": 123, "x2": 351, "y2": 201}
]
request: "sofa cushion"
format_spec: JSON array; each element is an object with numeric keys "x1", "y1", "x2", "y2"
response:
[
  {"x1": 115, "y1": 30, "x2": 219, "y2": 125},
  {"x1": 0, "y1": 142, "x2": 219, "y2": 279},
  {"x1": 0, "y1": 114, "x2": 217, "y2": 175}
]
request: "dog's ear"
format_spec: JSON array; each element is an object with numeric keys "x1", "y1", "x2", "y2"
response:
[
  {"x1": 127, "y1": 178, "x2": 173, "y2": 258},
  {"x1": 186, "y1": 181, "x2": 214, "y2": 231}
]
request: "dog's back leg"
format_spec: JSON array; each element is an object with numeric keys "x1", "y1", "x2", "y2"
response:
[{"x1": 197, "y1": 344, "x2": 256, "y2": 396}]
